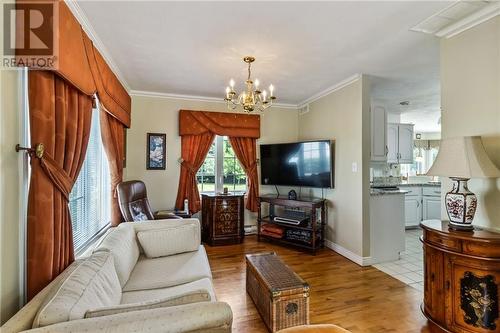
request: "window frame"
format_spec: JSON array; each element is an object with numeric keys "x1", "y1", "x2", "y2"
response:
[{"x1": 197, "y1": 136, "x2": 247, "y2": 194}]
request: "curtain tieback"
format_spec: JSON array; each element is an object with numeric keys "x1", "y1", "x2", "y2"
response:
[
  {"x1": 181, "y1": 160, "x2": 197, "y2": 175},
  {"x1": 26, "y1": 143, "x2": 72, "y2": 200},
  {"x1": 247, "y1": 162, "x2": 258, "y2": 174}
]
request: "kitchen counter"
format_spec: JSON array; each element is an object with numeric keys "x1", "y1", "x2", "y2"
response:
[
  {"x1": 370, "y1": 189, "x2": 409, "y2": 196},
  {"x1": 399, "y1": 181, "x2": 441, "y2": 187}
]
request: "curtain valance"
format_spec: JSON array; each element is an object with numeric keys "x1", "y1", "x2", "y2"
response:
[
  {"x1": 414, "y1": 139, "x2": 440, "y2": 150},
  {"x1": 15, "y1": 1, "x2": 131, "y2": 127},
  {"x1": 179, "y1": 110, "x2": 260, "y2": 138}
]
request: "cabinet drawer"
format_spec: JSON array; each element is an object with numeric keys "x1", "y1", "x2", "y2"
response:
[
  {"x1": 423, "y1": 187, "x2": 441, "y2": 197},
  {"x1": 462, "y1": 240, "x2": 500, "y2": 258},
  {"x1": 426, "y1": 232, "x2": 462, "y2": 252},
  {"x1": 400, "y1": 186, "x2": 422, "y2": 196}
]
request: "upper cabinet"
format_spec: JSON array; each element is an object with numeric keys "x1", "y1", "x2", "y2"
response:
[
  {"x1": 387, "y1": 123, "x2": 414, "y2": 164},
  {"x1": 371, "y1": 106, "x2": 388, "y2": 162}
]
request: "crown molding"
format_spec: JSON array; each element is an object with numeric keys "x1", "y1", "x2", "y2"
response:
[
  {"x1": 297, "y1": 73, "x2": 361, "y2": 108},
  {"x1": 64, "y1": 0, "x2": 131, "y2": 91},
  {"x1": 436, "y1": 1, "x2": 500, "y2": 38},
  {"x1": 129, "y1": 90, "x2": 298, "y2": 109}
]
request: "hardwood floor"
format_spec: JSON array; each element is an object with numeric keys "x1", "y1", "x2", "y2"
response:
[{"x1": 205, "y1": 235, "x2": 434, "y2": 333}]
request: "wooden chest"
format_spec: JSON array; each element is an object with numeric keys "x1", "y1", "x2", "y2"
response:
[
  {"x1": 246, "y1": 252, "x2": 310, "y2": 332},
  {"x1": 201, "y1": 193, "x2": 244, "y2": 246}
]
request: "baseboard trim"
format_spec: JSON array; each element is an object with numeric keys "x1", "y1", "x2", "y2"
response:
[{"x1": 324, "y1": 239, "x2": 373, "y2": 266}]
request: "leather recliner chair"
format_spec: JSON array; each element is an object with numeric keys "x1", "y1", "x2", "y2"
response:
[{"x1": 117, "y1": 180, "x2": 181, "y2": 222}]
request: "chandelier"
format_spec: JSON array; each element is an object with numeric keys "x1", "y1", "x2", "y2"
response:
[{"x1": 224, "y1": 56, "x2": 276, "y2": 112}]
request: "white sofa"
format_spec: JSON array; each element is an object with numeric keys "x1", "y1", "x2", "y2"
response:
[{"x1": 1, "y1": 219, "x2": 233, "y2": 333}]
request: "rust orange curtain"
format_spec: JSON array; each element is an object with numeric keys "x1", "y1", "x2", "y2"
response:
[
  {"x1": 229, "y1": 137, "x2": 259, "y2": 212},
  {"x1": 100, "y1": 108, "x2": 125, "y2": 226},
  {"x1": 27, "y1": 71, "x2": 93, "y2": 300},
  {"x1": 175, "y1": 133, "x2": 215, "y2": 213}
]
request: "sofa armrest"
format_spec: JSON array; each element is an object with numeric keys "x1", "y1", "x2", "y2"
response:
[
  {"x1": 131, "y1": 218, "x2": 200, "y2": 233},
  {"x1": 22, "y1": 302, "x2": 232, "y2": 333}
]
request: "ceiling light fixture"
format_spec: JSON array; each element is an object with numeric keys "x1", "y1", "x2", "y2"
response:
[{"x1": 224, "y1": 56, "x2": 276, "y2": 113}]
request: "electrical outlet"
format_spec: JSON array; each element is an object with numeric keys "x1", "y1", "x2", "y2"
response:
[{"x1": 352, "y1": 162, "x2": 358, "y2": 173}]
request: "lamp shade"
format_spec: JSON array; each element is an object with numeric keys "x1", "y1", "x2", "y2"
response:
[{"x1": 427, "y1": 136, "x2": 500, "y2": 178}]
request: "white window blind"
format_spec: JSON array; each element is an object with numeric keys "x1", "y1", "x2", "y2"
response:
[{"x1": 69, "y1": 107, "x2": 111, "y2": 251}]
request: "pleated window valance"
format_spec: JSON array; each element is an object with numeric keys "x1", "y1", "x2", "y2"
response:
[
  {"x1": 179, "y1": 110, "x2": 261, "y2": 138},
  {"x1": 414, "y1": 139, "x2": 440, "y2": 150},
  {"x1": 15, "y1": 1, "x2": 131, "y2": 127}
]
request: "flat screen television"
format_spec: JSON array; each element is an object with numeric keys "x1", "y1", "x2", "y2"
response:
[{"x1": 260, "y1": 140, "x2": 334, "y2": 188}]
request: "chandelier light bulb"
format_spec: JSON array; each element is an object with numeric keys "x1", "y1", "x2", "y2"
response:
[{"x1": 223, "y1": 56, "x2": 276, "y2": 112}]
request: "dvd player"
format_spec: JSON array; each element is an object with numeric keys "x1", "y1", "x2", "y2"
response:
[{"x1": 273, "y1": 215, "x2": 309, "y2": 225}]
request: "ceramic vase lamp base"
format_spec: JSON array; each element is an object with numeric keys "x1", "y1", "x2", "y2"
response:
[{"x1": 445, "y1": 177, "x2": 477, "y2": 231}]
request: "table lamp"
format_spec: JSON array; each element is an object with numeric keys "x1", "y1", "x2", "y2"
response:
[{"x1": 427, "y1": 136, "x2": 500, "y2": 230}]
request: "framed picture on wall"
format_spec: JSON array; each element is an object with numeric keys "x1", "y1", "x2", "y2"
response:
[{"x1": 146, "y1": 133, "x2": 166, "y2": 170}]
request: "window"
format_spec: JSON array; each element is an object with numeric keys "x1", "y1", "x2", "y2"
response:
[
  {"x1": 400, "y1": 144, "x2": 439, "y2": 177},
  {"x1": 69, "y1": 107, "x2": 111, "y2": 251},
  {"x1": 197, "y1": 136, "x2": 247, "y2": 194}
]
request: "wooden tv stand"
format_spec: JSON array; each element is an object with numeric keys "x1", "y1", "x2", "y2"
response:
[{"x1": 257, "y1": 195, "x2": 326, "y2": 254}]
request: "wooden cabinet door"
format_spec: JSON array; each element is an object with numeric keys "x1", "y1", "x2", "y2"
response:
[
  {"x1": 423, "y1": 196, "x2": 441, "y2": 220},
  {"x1": 445, "y1": 255, "x2": 500, "y2": 332},
  {"x1": 387, "y1": 124, "x2": 399, "y2": 163},
  {"x1": 398, "y1": 124, "x2": 414, "y2": 164},
  {"x1": 214, "y1": 197, "x2": 241, "y2": 238},
  {"x1": 404, "y1": 197, "x2": 421, "y2": 227},
  {"x1": 371, "y1": 106, "x2": 387, "y2": 162},
  {"x1": 424, "y1": 244, "x2": 445, "y2": 325}
]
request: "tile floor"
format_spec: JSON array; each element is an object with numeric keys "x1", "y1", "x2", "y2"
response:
[{"x1": 373, "y1": 228, "x2": 424, "y2": 291}]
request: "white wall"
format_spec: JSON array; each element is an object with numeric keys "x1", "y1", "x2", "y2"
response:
[
  {"x1": 0, "y1": 70, "x2": 22, "y2": 324},
  {"x1": 125, "y1": 95, "x2": 298, "y2": 225},
  {"x1": 440, "y1": 16, "x2": 500, "y2": 230},
  {"x1": 297, "y1": 76, "x2": 371, "y2": 258}
]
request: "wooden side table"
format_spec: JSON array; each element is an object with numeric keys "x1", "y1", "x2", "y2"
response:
[
  {"x1": 201, "y1": 193, "x2": 244, "y2": 246},
  {"x1": 421, "y1": 220, "x2": 500, "y2": 332}
]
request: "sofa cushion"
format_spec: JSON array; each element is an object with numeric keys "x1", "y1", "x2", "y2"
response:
[
  {"x1": 93, "y1": 223, "x2": 139, "y2": 287},
  {"x1": 121, "y1": 278, "x2": 216, "y2": 304},
  {"x1": 32, "y1": 252, "x2": 121, "y2": 328},
  {"x1": 137, "y1": 224, "x2": 199, "y2": 258},
  {"x1": 85, "y1": 290, "x2": 210, "y2": 318},
  {"x1": 123, "y1": 245, "x2": 212, "y2": 292}
]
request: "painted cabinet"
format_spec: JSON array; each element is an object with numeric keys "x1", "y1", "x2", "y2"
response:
[
  {"x1": 400, "y1": 185, "x2": 441, "y2": 228},
  {"x1": 371, "y1": 106, "x2": 388, "y2": 162},
  {"x1": 387, "y1": 123, "x2": 414, "y2": 164}
]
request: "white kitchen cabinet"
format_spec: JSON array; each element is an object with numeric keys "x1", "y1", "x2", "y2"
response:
[
  {"x1": 398, "y1": 124, "x2": 414, "y2": 163},
  {"x1": 404, "y1": 197, "x2": 422, "y2": 228},
  {"x1": 387, "y1": 123, "x2": 414, "y2": 164},
  {"x1": 422, "y1": 186, "x2": 442, "y2": 220},
  {"x1": 387, "y1": 124, "x2": 399, "y2": 163},
  {"x1": 371, "y1": 106, "x2": 387, "y2": 162},
  {"x1": 400, "y1": 186, "x2": 422, "y2": 228},
  {"x1": 423, "y1": 196, "x2": 441, "y2": 220}
]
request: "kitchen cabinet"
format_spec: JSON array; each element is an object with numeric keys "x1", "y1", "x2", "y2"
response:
[
  {"x1": 423, "y1": 186, "x2": 442, "y2": 220},
  {"x1": 400, "y1": 185, "x2": 441, "y2": 228},
  {"x1": 371, "y1": 106, "x2": 388, "y2": 162},
  {"x1": 423, "y1": 196, "x2": 441, "y2": 220},
  {"x1": 404, "y1": 197, "x2": 422, "y2": 228},
  {"x1": 400, "y1": 186, "x2": 422, "y2": 228},
  {"x1": 387, "y1": 123, "x2": 414, "y2": 164}
]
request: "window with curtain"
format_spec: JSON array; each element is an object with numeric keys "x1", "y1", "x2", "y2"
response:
[
  {"x1": 69, "y1": 107, "x2": 111, "y2": 251},
  {"x1": 197, "y1": 136, "x2": 247, "y2": 193},
  {"x1": 400, "y1": 140, "x2": 440, "y2": 177}
]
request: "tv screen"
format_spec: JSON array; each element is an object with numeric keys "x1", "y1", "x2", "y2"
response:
[{"x1": 260, "y1": 140, "x2": 334, "y2": 188}]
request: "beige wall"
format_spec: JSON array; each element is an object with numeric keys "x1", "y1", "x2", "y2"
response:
[
  {"x1": 0, "y1": 69, "x2": 22, "y2": 324},
  {"x1": 440, "y1": 16, "x2": 500, "y2": 230},
  {"x1": 125, "y1": 95, "x2": 298, "y2": 224},
  {"x1": 297, "y1": 76, "x2": 371, "y2": 257}
]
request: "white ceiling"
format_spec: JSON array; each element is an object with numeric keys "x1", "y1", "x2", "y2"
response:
[{"x1": 76, "y1": 0, "x2": 453, "y2": 108}]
